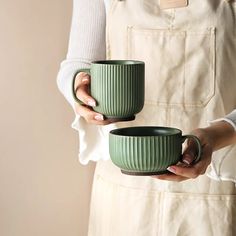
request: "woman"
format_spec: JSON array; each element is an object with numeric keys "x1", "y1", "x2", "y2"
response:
[{"x1": 57, "y1": 0, "x2": 236, "y2": 235}]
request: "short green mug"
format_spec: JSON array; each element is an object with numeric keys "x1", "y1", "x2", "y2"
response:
[
  {"x1": 72, "y1": 60, "x2": 145, "y2": 121},
  {"x1": 109, "y1": 126, "x2": 202, "y2": 175}
]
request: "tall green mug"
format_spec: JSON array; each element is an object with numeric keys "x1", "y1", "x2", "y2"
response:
[{"x1": 72, "y1": 60, "x2": 145, "y2": 121}]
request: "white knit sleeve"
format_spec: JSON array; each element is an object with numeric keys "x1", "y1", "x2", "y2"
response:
[
  {"x1": 57, "y1": 0, "x2": 111, "y2": 165},
  {"x1": 207, "y1": 109, "x2": 236, "y2": 184},
  {"x1": 56, "y1": 0, "x2": 106, "y2": 109}
]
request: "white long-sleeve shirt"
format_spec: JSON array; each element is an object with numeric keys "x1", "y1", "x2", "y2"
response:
[
  {"x1": 57, "y1": 0, "x2": 236, "y2": 163},
  {"x1": 57, "y1": 0, "x2": 109, "y2": 108}
]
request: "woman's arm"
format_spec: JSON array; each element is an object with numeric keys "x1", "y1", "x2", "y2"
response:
[
  {"x1": 207, "y1": 119, "x2": 236, "y2": 151},
  {"x1": 57, "y1": 0, "x2": 106, "y2": 108}
]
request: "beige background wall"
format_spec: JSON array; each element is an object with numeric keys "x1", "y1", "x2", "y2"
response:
[{"x1": 0, "y1": 1, "x2": 95, "y2": 235}]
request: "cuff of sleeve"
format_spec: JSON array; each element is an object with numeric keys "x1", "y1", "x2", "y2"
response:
[
  {"x1": 208, "y1": 118, "x2": 236, "y2": 131},
  {"x1": 71, "y1": 114, "x2": 111, "y2": 165},
  {"x1": 225, "y1": 110, "x2": 236, "y2": 129}
]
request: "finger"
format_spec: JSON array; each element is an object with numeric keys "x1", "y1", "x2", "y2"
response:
[
  {"x1": 74, "y1": 73, "x2": 96, "y2": 107},
  {"x1": 75, "y1": 104, "x2": 117, "y2": 125},
  {"x1": 167, "y1": 144, "x2": 212, "y2": 179},
  {"x1": 74, "y1": 72, "x2": 90, "y2": 87},
  {"x1": 152, "y1": 174, "x2": 189, "y2": 182},
  {"x1": 75, "y1": 101, "x2": 128, "y2": 125},
  {"x1": 76, "y1": 104, "x2": 106, "y2": 125},
  {"x1": 182, "y1": 137, "x2": 201, "y2": 165}
]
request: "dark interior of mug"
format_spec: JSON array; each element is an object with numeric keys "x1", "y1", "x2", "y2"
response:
[
  {"x1": 93, "y1": 60, "x2": 144, "y2": 65},
  {"x1": 110, "y1": 126, "x2": 181, "y2": 137}
]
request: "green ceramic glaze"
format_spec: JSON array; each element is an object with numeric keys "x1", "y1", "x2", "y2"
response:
[
  {"x1": 72, "y1": 60, "x2": 145, "y2": 121},
  {"x1": 109, "y1": 126, "x2": 202, "y2": 175}
]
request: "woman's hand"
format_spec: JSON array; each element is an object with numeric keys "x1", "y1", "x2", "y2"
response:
[
  {"x1": 73, "y1": 72, "x2": 117, "y2": 125},
  {"x1": 153, "y1": 121, "x2": 236, "y2": 182}
]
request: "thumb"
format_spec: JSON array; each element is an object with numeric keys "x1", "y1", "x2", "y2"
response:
[{"x1": 182, "y1": 138, "x2": 199, "y2": 165}]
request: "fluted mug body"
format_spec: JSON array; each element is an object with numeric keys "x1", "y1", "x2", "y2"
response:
[
  {"x1": 109, "y1": 126, "x2": 202, "y2": 175},
  {"x1": 91, "y1": 61, "x2": 144, "y2": 120},
  {"x1": 72, "y1": 60, "x2": 145, "y2": 121}
]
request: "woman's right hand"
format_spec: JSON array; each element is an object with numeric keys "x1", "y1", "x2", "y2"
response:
[{"x1": 73, "y1": 72, "x2": 115, "y2": 125}]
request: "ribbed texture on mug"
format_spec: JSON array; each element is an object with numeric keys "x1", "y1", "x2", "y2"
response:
[
  {"x1": 109, "y1": 135, "x2": 181, "y2": 173},
  {"x1": 91, "y1": 64, "x2": 144, "y2": 117}
]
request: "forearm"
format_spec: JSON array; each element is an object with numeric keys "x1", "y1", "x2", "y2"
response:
[{"x1": 204, "y1": 121, "x2": 236, "y2": 151}]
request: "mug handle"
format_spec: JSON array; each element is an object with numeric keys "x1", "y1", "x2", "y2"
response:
[
  {"x1": 181, "y1": 135, "x2": 202, "y2": 164},
  {"x1": 72, "y1": 68, "x2": 91, "y2": 104}
]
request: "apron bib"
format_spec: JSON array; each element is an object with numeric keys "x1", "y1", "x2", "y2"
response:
[{"x1": 88, "y1": 1, "x2": 236, "y2": 235}]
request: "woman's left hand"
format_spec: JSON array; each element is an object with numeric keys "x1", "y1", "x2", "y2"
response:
[
  {"x1": 153, "y1": 128, "x2": 213, "y2": 182},
  {"x1": 153, "y1": 121, "x2": 236, "y2": 182}
]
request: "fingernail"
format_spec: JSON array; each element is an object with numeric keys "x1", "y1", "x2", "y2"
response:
[
  {"x1": 182, "y1": 154, "x2": 192, "y2": 165},
  {"x1": 88, "y1": 100, "x2": 96, "y2": 107},
  {"x1": 182, "y1": 159, "x2": 191, "y2": 165},
  {"x1": 95, "y1": 115, "x2": 104, "y2": 121},
  {"x1": 167, "y1": 166, "x2": 176, "y2": 173},
  {"x1": 82, "y1": 77, "x2": 89, "y2": 82}
]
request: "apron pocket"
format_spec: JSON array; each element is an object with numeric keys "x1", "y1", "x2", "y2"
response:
[
  {"x1": 161, "y1": 192, "x2": 236, "y2": 236},
  {"x1": 127, "y1": 26, "x2": 215, "y2": 107}
]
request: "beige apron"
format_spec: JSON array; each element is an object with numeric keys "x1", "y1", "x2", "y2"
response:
[{"x1": 88, "y1": 0, "x2": 236, "y2": 235}]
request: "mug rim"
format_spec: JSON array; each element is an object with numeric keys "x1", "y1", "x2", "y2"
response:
[
  {"x1": 92, "y1": 60, "x2": 145, "y2": 65},
  {"x1": 109, "y1": 126, "x2": 182, "y2": 137}
]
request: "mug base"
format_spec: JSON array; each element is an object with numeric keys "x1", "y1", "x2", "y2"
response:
[
  {"x1": 105, "y1": 115, "x2": 135, "y2": 122},
  {"x1": 121, "y1": 169, "x2": 170, "y2": 176}
]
